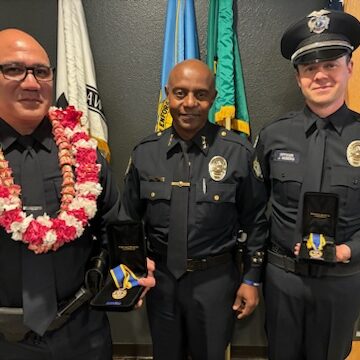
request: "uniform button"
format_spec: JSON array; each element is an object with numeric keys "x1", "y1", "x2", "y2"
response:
[
  {"x1": 353, "y1": 179, "x2": 359, "y2": 185},
  {"x1": 214, "y1": 195, "x2": 220, "y2": 201},
  {"x1": 150, "y1": 192, "x2": 156, "y2": 198},
  {"x1": 221, "y1": 131, "x2": 227, "y2": 136}
]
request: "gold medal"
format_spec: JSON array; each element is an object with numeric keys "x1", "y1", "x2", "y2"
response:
[
  {"x1": 346, "y1": 141, "x2": 360, "y2": 167},
  {"x1": 112, "y1": 288, "x2": 127, "y2": 300},
  {"x1": 209, "y1": 156, "x2": 227, "y2": 181},
  {"x1": 309, "y1": 249, "x2": 323, "y2": 259}
]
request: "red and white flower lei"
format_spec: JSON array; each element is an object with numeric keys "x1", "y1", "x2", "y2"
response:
[{"x1": 0, "y1": 106, "x2": 102, "y2": 254}]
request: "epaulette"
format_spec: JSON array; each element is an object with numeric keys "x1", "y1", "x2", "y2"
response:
[
  {"x1": 133, "y1": 129, "x2": 168, "y2": 150},
  {"x1": 261, "y1": 111, "x2": 301, "y2": 131},
  {"x1": 218, "y1": 128, "x2": 252, "y2": 151}
]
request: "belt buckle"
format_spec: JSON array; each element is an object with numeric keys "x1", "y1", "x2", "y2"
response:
[{"x1": 186, "y1": 258, "x2": 207, "y2": 272}]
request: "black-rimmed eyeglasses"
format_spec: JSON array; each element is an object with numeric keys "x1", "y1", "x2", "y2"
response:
[{"x1": 0, "y1": 63, "x2": 54, "y2": 82}]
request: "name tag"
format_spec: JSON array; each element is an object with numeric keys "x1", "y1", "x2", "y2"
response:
[
  {"x1": 22, "y1": 205, "x2": 43, "y2": 211},
  {"x1": 272, "y1": 150, "x2": 299, "y2": 163}
]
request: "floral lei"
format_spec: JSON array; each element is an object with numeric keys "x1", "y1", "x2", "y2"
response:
[{"x1": 0, "y1": 106, "x2": 102, "y2": 254}]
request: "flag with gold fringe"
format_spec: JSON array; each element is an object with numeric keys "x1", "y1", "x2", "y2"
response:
[
  {"x1": 206, "y1": 0, "x2": 250, "y2": 136},
  {"x1": 155, "y1": 0, "x2": 199, "y2": 132},
  {"x1": 56, "y1": 0, "x2": 110, "y2": 161}
]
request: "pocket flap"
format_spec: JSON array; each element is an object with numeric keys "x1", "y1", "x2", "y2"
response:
[
  {"x1": 331, "y1": 166, "x2": 360, "y2": 189},
  {"x1": 196, "y1": 182, "x2": 236, "y2": 203},
  {"x1": 140, "y1": 180, "x2": 171, "y2": 200}
]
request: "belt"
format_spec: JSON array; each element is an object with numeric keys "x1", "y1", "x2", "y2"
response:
[
  {"x1": 268, "y1": 249, "x2": 360, "y2": 278},
  {"x1": 0, "y1": 286, "x2": 92, "y2": 342},
  {"x1": 149, "y1": 252, "x2": 233, "y2": 272}
]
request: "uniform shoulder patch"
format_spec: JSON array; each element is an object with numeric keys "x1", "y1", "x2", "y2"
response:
[{"x1": 252, "y1": 156, "x2": 264, "y2": 181}]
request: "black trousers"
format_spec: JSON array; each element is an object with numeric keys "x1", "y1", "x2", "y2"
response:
[
  {"x1": 146, "y1": 260, "x2": 239, "y2": 360},
  {"x1": 264, "y1": 263, "x2": 360, "y2": 360},
  {"x1": 0, "y1": 306, "x2": 112, "y2": 360}
]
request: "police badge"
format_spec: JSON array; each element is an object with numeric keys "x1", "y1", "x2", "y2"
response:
[
  {"x1": 347, "y1": 140, "x2": 360, "y2": 167},
  {"x1": 307, "y1": 10, "x2": 330, "y2": 34},
  {"x1": 209, "y1": 156, "x2": 227, "y2": 181}
]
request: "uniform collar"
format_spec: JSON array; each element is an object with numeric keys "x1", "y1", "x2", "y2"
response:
[
  {"x1": 0, "y1": 117, "x2": 53, "y2": 152},
  {"x1": 303, "y1": 103, "x2": 351, "y2": 137},
  {"x1": 166, "y1": 121, "x2": 214, "y2": 156}
]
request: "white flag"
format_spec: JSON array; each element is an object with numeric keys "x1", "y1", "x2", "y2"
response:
[{"x1": 56, "y1": 0, "x2": 110, "y2": 160}]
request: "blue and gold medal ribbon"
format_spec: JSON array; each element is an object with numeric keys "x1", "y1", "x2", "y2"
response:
[
  {"x1": 110, "y1": 264, "x2": 140, "y2": 291},
  {"x1": 306, "y1": 233, "x2": 326, "y2": 251}
]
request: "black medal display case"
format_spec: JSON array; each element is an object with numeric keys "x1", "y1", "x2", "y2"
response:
[{"x1": 91, "y1": 220, "x2": 147, "y2": 311}]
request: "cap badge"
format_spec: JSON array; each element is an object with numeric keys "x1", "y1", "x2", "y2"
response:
[
  {"x1": 209, "y1": 156, "x2": 227, "y2": 181},
  {"x1": 307, "y1": 10, "x2": 330, "y2": 34},
  {"x1": 347, "y1": 140, "x2": 360, "y2": 167}
]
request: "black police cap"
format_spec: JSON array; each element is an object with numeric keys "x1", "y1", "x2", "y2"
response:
[{"x1": 281, "y1": 9, "x2": 360, "y2": 65}]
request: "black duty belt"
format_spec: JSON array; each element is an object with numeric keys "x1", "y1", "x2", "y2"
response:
[
  {"x1": 149, "y1": 252, "x2": 233, "y2": 272},
  {"x1": 0, "y1": 286, "x2": 92, "y2": 342},
  {"x1": 268, "y1": 250, "x2": 360, "y2": 278}
]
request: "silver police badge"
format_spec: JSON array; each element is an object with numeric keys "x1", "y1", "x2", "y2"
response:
[
  {"x1": 347, "y1": 140, "x2": 360, "y2": 167},
  {"x1": 209, "y1": 156, "x2": 227, "y2": 181},
  {"x1": 307, "y1": 10, "x2": 330, "y2": 34}
]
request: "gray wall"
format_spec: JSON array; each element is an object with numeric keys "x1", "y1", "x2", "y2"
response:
[{"x1": 0, "y1": 0, "x2": 327, "y2": 348}]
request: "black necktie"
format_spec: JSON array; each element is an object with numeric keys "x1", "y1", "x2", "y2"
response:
[
  {"x1": 167, "y1": 140, "x2": 190, "y2": 279},
  {"x1": 295, "y1": 118, "x2": 327, "y2": 242},
  {"x1": 18, "y1": 135, "x2": 57, "y2": 336}
]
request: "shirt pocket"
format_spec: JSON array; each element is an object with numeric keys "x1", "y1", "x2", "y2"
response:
[
  {"x1": 195, "y1": 182, "x2": 237, "y2": 229},
  {"x1": 270, "y1": 161, "x2": 303, "y2": 207},
  {"x1": 331, "y1": 165, "x2": 360, "y2": 214},
  {"x1": 140, "y1": 180, "x2": 171, "y2": 227}
]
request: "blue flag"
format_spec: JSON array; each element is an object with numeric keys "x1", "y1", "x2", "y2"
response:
[{"x1": 155, "y1": 0, "x2": 200, "y2": 132}]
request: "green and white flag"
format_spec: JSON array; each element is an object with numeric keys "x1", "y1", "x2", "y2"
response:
[{"x1": 206, "y1": 0, "x2": 250, "y2": 136}]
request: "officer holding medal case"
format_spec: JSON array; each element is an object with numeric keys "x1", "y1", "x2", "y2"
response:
[
  {"x1": 254, "y1": 9, "x2": 360, "y2": 360},
  {"x1": 119, "y1": 59, "x2": 268, "y2": 360}
]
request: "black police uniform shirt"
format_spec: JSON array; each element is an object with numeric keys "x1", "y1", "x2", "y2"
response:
[
  {"x1": 255, "y1": 103, "x2": 360, "y2": 262},
  {"x1": 0, "y1": 117, "x2": 120, "y2": 307},
  {"x1": 120, "y1": 121, "x2": 268, "y2": 283}
]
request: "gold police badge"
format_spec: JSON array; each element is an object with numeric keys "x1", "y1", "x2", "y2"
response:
[
  {"x1": 347, "y1": 141, "x2": 360, "y2": 167},
  {"x1": 209, "y1": 156, "x2": 227, "y2": 181}
]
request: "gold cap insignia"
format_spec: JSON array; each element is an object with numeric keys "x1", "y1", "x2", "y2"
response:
[
  {"x1": 307, "y1": 10, "x2": 330, "y2": 34},
  {"x1": 209, "y1": 156, "x2": 227, "y2": 181},
  {"x1": 347, "y1": 140, "x2": 360, "y2": 167}
]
